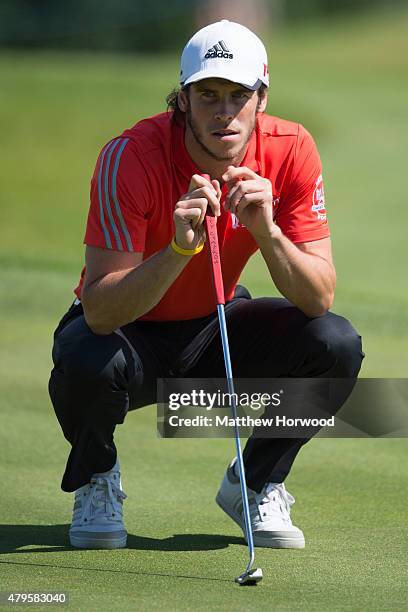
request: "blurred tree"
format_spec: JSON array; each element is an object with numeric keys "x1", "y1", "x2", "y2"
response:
[
  {"x1": 0, "y1": 0, "x2": 195, "y2": 51},
  {"x1": 0, "y1": 0, "x2": 406, "y2": 51},
  {"x1": 195, "y1": 0, "x2": 275, "y2": 35},
  {"x1": 277, "y1": 0, "x2": 406, "y2": 22}
]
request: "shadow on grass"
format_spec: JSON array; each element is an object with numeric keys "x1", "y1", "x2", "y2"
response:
[
  {"x1": 0, "y1": 524, "x2": 245, "y2": 554},
  {"x1": 0, "y1": 525, "x2": 245, "y2": 584}
]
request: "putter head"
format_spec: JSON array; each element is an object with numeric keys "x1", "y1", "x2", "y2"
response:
[{"x1": 235, "y1": 568, "x2": 263, "y2": 586}]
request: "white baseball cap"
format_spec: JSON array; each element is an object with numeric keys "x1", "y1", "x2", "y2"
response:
[{"x1": 180, "y1": 20, "x2": 269, "y2": 91}]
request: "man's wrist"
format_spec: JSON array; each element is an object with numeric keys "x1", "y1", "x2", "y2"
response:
[
  {"x1": 253, "y1": 224, "x2": 283, "y2": 245},
  {"x1": 169, "y1": 237, "x2": 204, "y2": 257}
]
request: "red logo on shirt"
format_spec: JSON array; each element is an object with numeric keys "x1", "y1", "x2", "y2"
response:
[{"x1": 312, "y1": 175, "x2": 326, "y2": 221}]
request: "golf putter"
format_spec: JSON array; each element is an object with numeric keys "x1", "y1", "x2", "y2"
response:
[{"x1": 202, "y1": 174, "x2": 263, "y2": 586}]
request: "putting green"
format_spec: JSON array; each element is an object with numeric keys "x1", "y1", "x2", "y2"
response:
[{"x1": 0, "y1": 336, "x2": 407, "y2": 609}]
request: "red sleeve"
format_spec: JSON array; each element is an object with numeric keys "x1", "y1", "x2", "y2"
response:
[
  {"x1": 84, "y1": 137, "x2": 151, "y2": 252},
  {"x1": 275, "y1": 125, "x2": 329, "y2": 244}
]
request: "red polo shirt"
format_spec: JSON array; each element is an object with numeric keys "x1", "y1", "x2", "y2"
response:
[{"x1": 75, "y1": 112, "x2": 329, "y2": 321}]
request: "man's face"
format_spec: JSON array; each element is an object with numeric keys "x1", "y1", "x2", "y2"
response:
[{"x1": 179, "y1": 78, "x2": 267, "y2": 163}]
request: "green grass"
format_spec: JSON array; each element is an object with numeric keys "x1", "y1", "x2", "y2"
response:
[
  {"x1": 1, "y1": 6, "x2": 408, "y2": 610},
  {"x1": 0, "y1": 383, "x2": 407, "y2": 610}
]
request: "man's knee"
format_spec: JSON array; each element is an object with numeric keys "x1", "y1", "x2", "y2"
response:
[
  {"x1": 50, "y1": 316, "x2": 138, "y2": 428},
  {"x1": 302, "y1": 313, "x2": 364, "y2": 377},
  {"x1": 49, "y1": 316, "x2": 142, "y2": 422},
  {"x1": 51, "y1": 315, "x2": 138, "y2": 394}
]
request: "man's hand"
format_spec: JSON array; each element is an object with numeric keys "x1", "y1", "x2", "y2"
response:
[
  {"x1": 222, "y1": 166, "x2": 278, "y2": 240},
  {"x1": 174, "y1": 174, "x2": 221, "y2": 251}
]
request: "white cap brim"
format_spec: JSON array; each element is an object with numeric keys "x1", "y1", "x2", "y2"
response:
[{"x1": 182, "y1": 68, "x2": 265, "y2": 91}]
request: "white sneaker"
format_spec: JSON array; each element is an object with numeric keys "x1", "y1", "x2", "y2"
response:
[
  {"x1": 69, "y1": 459, "x2": 127, "y2": 549},
  {"x1": 215, "y1": 458, "x2": 305, "y2": 549}
]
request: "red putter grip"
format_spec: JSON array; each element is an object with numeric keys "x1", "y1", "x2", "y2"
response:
[{"x1": 202, "y1": 174, "x2": 225, "y2": 306}]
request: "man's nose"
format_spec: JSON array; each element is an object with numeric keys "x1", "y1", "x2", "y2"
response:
[{"x1": 214, "y1": 101, "x2": 234, "y2": 122}]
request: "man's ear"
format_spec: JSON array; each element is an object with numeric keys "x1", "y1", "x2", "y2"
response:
[
  {"x1": 178, "y1": 88, "x2": 189, "y2": 112},
  {"x1": 257, "y1": 91, "x2": 268, "y2": 113}
]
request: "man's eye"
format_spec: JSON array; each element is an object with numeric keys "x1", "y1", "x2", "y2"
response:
[
  {"x1": 233, "y1": 92, "x2": 249, "y2": 99},
  {"x1": 201, "y1": 91, "x2": 216, "y2": 98}
]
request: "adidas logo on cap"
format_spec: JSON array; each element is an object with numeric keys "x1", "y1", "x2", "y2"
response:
[{"x1": 204, "y1": 40, "x2": 233, "y2": 60}]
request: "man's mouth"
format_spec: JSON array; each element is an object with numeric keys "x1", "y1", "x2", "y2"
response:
[{"x1": 211, "y1": 128, "x2": 240, "y2": 140}]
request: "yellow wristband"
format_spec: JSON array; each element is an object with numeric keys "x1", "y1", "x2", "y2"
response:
[{"x1": 170, "y1": 237, "x2": 204, "y2": 256}]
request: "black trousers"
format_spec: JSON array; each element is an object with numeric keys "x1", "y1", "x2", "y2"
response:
[{"x1": 49, "y1": 288, "x2": 364, "y2": 493}]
